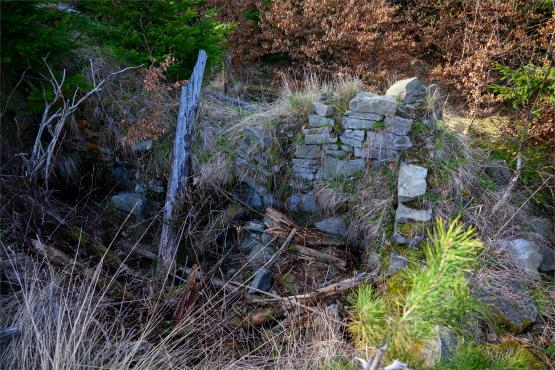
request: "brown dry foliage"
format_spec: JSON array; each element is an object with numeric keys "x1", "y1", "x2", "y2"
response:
[{"x1": 209, "y1": 0, "x2": 554, "y2": 141}]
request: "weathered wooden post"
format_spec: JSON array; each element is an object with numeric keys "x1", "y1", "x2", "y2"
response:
[{"x1": 158, "y1": 50, "x2": 207, "y2": 275}]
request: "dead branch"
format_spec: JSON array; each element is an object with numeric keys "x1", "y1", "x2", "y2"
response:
[
  {"x1": 31, "y1": 238, "x2": 134, "y2": 300},
  {"x1": 264, "y1": 207, "x2": 345, "y2": 247},
  {"x1": 27, "y1": 59, "x2": 140, "y2": 187},
  {"x1": 294, "y1": 244, "x2": 347, "y2": 271}
]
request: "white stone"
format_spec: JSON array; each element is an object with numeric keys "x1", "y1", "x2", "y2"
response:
[{"x1": 398, "y1": 164, "x2": 428, "y2": 202}]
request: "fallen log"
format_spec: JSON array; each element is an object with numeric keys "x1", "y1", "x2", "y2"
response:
[
  {"x1": 31, "y1": 239, "x2": 135, "y2": 300},
  {"x1": 294, "y1": 244, "x2": 347, "y2": 271},
  {"x1": 264, "y1": 207, "x2": 344, "y2": 247},
  {"x1": 205, "y1": 91, "x2": 256, "y2": 111}
]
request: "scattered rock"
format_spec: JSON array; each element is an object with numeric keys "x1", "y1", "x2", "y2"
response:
[
  {"x1": 349, "y1": 94, "x2": 398, "y2": 116},
  {"x1": 111, "y1": 193, "x2": 147, "y2": 216},
  {"x1": 386, "y1": 77, "x2": 426, "y2": 104},
  {"x1": 308, "y1": 114, "x2": 335, "y2": 127},
  {"x1": 484, "y1": 160, "x2": 512, "y2": 186},
  {"x1": 398, "y1": 163, "x2": 428, "y2": 202},
  {"x1": 288, "y1": 193, "x2": 319, "y2": 213},
  {"x1": 395, "y1": 203, "x2": 432, "y2": 223},
  {"x1": 499, "y1": 239, "x2": 542, "y2": 280},
  {"x1": 478, "y1": 282, "x2": 537, "y2": 333},
  {"x1": 321, "y1": 157, "x2": 365, "y2": 179},
  {"x1": 387, "y1": 252, "x2": 409, "y2": 276},
  {"x1": 312, "y1": 101, "x2": 335, "y2": 117},
  {"x1": 240, "y1": 234, "x2": 263, "y2": 252},
  {"x1": 538, "y1": 245, "x2": 554, "y2": 272},
  {"x1": 249, "y1": 267, "x2": 273, "y2": 293},
  {"x1": 245, "y1": 221, "x2": 266, "y2": 234},
  {"x1": 131, "y1": 139, "x2": 153, "y2": 152},
  {"x1": 314, "y1": 217, "x2": 347, "y2": 237},
  {"x1": 247, "y1": 243, "x2": 274, "y2": 270}
]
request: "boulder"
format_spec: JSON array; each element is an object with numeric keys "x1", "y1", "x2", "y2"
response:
[
  {"x1": 249, "y1": 267, "x2": 273, "y2": 293},
  {"x1": 308, "y1": 114, "x2": 335, "y2": 127},
  {"x1": 395, "y1": 203, "x2": 432, "y2": 223},
  {"x1": 313, "y1": 101, "x2": 335, "y2": 117},
  {"x1": 478, "y1": 282, "x2": 537, "y2": 333},
  {"x1": 386, "y1": 77, "x2": 426, "y2": 104},
  {"x1": 314, "y1": 217, "x2": 347, "y2": 237},
  {"x1": 111, "y1": 193, "x2": 147, "y2": 216},
  {"x1": 321, "y1": 157, "x2": 365, "y2": 179},
  {"x1": 499, "y1": 239, "x2": 542, "y2": 280},
  {"x1": 349, "y1": 95, "x2": 398, "y2": 116},
  {"x1": 398, "y1": 164, "x2": 428, "y2": 202},
  {"x1": 288, "y1": 193, "x2": 319, "y2": 213},
  {"x1": 485, "y1": 160, "x2": 512, "y2": 186},
  {"x1": 386, "y1": 252, "x2": 409, "y2": 276},
  {"x1": 385, "y1": 116, "x2": 413, "y2": 136},
  {"x1": 538, "y1": 245, "x2": 554, "y2": 272},
  {"x1": 295, "y1": 144, "x2": 322, "y2": 159}
]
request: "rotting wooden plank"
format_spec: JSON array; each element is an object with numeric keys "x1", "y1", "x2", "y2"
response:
[{"x1": 158, "y1": 50, "x2": 207, "y2": 275}]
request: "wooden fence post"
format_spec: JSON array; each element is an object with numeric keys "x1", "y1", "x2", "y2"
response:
[{"x1": 158, "y1": 50, "x2": 207, "y2": 275}]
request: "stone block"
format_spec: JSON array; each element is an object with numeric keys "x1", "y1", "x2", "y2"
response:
[
  {"x1": 499, "y1": 239, "x2": 542, "y2": 280},
  {"x1": 295, "y1": 144, "x2": 322, "y2": 159},
  {"x1": 353, "y1": 146, "x2": 400, "y2": 161},
  {"x1": 313, "y1": 101, "x2": 335, "y2": 117},
  {"x1": 386, "y1": 77, "x2": 426, "y2": 104},
  {"x1": 288, "y1": 193, "x2": 319, "y2": 213},
  {"x1": 111, "y1": 193, "x2": 147, "y2": 216},
  {"x1": 339, "y1": 130, "x2": 365, "y2": 147},
  {"x1": 398, "y1": 163, "x2": 428, "y2": 202},
  {"x1": 342, "y1": 116, "x2": 379, "y2": 130},
  {"x1": 366, "y1": 131, "x2": 412, "y2": 151},
  {"x1": 395, "y1": 203, "x2": 432, "y2": 223},
  {"x1": 321, "y1": 157, "x2": 365, "y2": 179},
  {"x1": 344, "y1": 110, "x2": 384, "y2": 121},
  {"x1": 385, "y1": 116, "x2": 413, "y2": 136},
  {"x1": 349, "y1": 95, "x2": 397, "y2": 116},
  {"x1": 314, "y1": 217, "x2": 347, "y2": 237},
  {"x1": 308, "y1": 114, "x2": 335, "y2": 127}
]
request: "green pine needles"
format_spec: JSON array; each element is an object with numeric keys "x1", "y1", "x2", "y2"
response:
[{"x1": 348, "y1": 218, "x2": 484, "y2": 366}]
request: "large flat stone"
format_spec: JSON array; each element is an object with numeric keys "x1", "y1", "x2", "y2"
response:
[
  {"x1": 366, "y1": 131, "x2": 412, "y2": 151},
  {"x1": 386, "y1": 77, "x2": 426, "y2": 104},
  {"x1": 395, "y1": 203, "x2": 432, "y2": 223},
  {"x1": 321, "y1": 157, "x2": 365, "y2": 179},
  {"x1": 398, "y1": 164, "x2": 428, "y2": 202},
  {"x1": 295, "y1": 144, "x2": 322, "y2": 159},
  {"x1": 313, "y1": 102, "x2": 335, "y2": 117},
  {"x1": 344, "y1": 110, "x2": 384, "y2": 121},
  {"x1": 111, "y1": 193, "x2": 147, "y2": 216},
  {"x1": 349, "y1": 95, "x2": 397, "y2": 116},
  {"x1": 308, "y1": 114, "x2": 335, "y2": 127},
  {"x1": 385, "y1": 116, "x2": 413, "y2": 136},
  {"x1": 314, "y1": 217, "x2": 347, "y2": 237}
]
